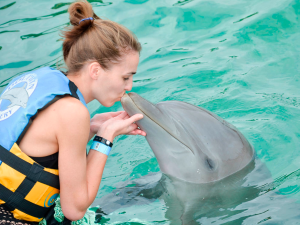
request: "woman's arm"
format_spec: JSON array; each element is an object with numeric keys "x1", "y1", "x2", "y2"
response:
[
  {"x1": 55, "y1": 97, "x2": 143, "y2": 220},
  {"x1": 56, "y1": 97, "x2": 95, "y2": 220}
]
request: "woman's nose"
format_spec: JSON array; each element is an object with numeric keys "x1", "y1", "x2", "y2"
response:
[{"x1": 125, "y1": 81, "x2": 133, "y2": 91}]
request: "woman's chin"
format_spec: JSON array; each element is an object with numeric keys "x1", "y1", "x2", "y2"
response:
[
  {"x1": 105, "y1": 101, "x2": 117, "y2": 107},
  {"x1": 100, "y1": 98, "x2": 121, "y2": 107}
]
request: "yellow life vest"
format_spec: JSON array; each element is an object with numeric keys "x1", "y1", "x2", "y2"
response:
[{"x1": 0, "y1": 144, "x2": 59, "y2": 222}]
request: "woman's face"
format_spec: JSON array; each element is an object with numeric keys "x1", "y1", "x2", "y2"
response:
[{"x1": 94, "y1": 51, "x2": 140, "y2": 107}]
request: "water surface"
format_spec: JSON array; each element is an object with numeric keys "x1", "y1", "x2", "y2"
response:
[{"x1": 1, "y1": 0, "x2": 300, "y2": 224}]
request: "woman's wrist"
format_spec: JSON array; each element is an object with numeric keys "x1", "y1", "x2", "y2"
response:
[{"x1": 96, "y1": 125, "x2": 115, "y2": 143}]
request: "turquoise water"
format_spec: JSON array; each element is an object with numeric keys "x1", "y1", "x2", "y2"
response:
[{"x1": 1, "y1": 0, "x2": 300, "y2": 224}]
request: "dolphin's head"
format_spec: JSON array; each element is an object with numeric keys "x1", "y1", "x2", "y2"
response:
[
  {"x1": 121, "y1": 92, "x2": 254, "y2": 183},
  {"x1": 20, "y1": 100, "x2": 27, "y2": 108}
]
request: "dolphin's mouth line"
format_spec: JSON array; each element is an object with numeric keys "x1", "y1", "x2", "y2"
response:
[{"x1": 129, "y1": 97, "x2": 195, "y2": 155}]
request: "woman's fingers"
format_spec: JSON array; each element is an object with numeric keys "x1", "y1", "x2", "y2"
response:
[
  {"x1": 114, "y1": 112, "x2": 143, "y2": 123},
  {"x1": 128, "y1": 128, "x2": 147, "y2": 136},
  {"x1": 124, "y1": 114, "x2": 130, "y2": 120},
  {"x1": 115, "y1": 111, "x2": 128, "y2": 119},
  {"x1": 139, "y1": 130, "x2": 146, "y2": 136},
  {"x1": 128, "y1": 123, "x2": 138, "y2": 131},
  {"x1": 124, "y1": 114, "x2": 144, "y2": 134},
  {"x1": 110, "y1": 111, "x2": 124, "y2": 117},
  {"x1": 128, "y1": 130, "x2": 140, "y2": 135},
  {"x1": 137, "y1": 129, "x2": 146, "y2": 136},
  {"x1": 126, "y1": 114, "x2": 143, "y2": 125},
  {"x1": 102, "y1": 112, "x2": 144, "y2": 137}
]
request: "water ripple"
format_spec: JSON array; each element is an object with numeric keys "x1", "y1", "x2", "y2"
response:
[
  {"x1": 51, "y1": 0, "x2": 112, "y2": 9},
  {"x1": 1, "y1": 0, "x2": 300, "y2": 223},
  {"x1": 0, "y1": 9, "x2": 67, "y2": 28},
  {"x1": 233, "y1": 12, "x2": 259, "y2": 24},
  {"x1": 173, "y1": 0, "x2": 195, "y2": 7},
  {"x1": 51, "y1": 2, "x2": 71, "y2": 9},
  {"x1": 256, "y1": 92, "x2": 300, "y2": 108},
  {"x1": 0, "y1": 61, "x2": 32, "y2": 70},
  {"x1": 20, "y1": 23, "x2": 68, "y2": 40},
  {"x1": 0, "y1": 30, "x2": 19, "y2": 34},
  {"x1": 0, "y1": 1, "x2": 16, "y2": 10}
]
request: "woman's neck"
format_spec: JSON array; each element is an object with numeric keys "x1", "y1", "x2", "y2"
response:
[{"x1": 67, "y1": 72, "x2": 94, "y2": 104}]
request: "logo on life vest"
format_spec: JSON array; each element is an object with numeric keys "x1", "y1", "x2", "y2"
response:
[
  {"x1": 0, "y1": 73, "x2": 38, "y2": 121},
  {"x1": 44, "y1": 190, "x2": 59, "y2": 207}
]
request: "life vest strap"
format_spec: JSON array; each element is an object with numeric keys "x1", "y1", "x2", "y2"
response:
[
  {"x1": 0, "y1": 145, "x2": 59, "y2": 189},
  {"x1": 68, "y1": 80, "x2": 79, "y2": 99},
  {"x1": 0, "y1": 182, "x2": 48, "y2": 218}
]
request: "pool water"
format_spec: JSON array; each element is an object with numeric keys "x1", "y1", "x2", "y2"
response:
[{"x1": 1, "y1": 0, "x2": 300, "y2": 224}]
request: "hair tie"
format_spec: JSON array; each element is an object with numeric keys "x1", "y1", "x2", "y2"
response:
[{"x1": 79, "y1": 17, "x2": 94, "y2": 24}]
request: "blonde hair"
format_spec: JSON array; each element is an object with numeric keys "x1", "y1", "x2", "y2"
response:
[{"x1": 62, "y1": 0, "x2": 141, "y2": 72}]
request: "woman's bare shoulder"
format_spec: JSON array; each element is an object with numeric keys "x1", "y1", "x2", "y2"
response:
[
  {"x1": 53, "y1": 96, "x2": 90, "y2": 125},
  {"x1": 52, "y1": 96, "x2": 89, "y2": 116},
  {"x1": 39, "y1": 96, "x2": 91, "y2": 137},
  {"x1": 51, "y1": 96, "x2": 90, "y2": 145},
  {"x1": 19, "y1": 96, "x2": 90, "y2": 156}
]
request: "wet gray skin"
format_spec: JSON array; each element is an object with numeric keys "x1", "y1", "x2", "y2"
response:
[
  {"x1": 94, "y1": 93, "x2": 300, "y2": 223},
  {"x1": 121, "y1": 92, "x2": 255, "y2": 183}
]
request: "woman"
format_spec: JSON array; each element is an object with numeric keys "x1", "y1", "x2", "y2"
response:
[{"x1": 0, "y1": 0, "x2": 145, "y2": 224}]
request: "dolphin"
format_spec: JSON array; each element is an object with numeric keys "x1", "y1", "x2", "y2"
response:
[
  {"x1": 120, "y1": 92, "x2": 254, "y2": 183},
  {"x1": 0, "y1": 83, "x2": 29, "y2": 109},
  {"x1": 93, "y1": 93, "x2": 300, "y2": 224}
]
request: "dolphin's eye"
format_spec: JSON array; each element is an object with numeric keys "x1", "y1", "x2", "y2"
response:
[{"x1": 205, "y1": 157, "x2": 215, "y2": 171}]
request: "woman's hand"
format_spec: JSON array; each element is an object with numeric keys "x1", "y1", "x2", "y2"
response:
[
  {"x1": 97, "y1": 111, "x2": 146, "y2": 142},
  {"x1": 89, "y1": 112, "x2": 123, "y2": 139}
]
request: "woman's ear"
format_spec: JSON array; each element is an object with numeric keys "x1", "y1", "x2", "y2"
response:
[{"x1": 89, "y1": 62, "x2": 102, "y2": 80}]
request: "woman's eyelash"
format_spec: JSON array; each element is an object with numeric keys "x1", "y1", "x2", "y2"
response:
[{"x1": 124, "y1": 77, "x2": 129, "y2": 80}]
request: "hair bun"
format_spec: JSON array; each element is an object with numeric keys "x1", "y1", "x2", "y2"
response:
[
  {"x1": 68, "y1": 0, "x2": 99, "y2": 26},
  {"x1": 62, "y1": 0, "x2": 141, "y2": 73}
]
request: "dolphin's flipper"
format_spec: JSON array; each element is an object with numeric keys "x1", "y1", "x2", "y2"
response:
[{"x1": 7, "y1": 103, "x2": 18, "y2": 108}]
